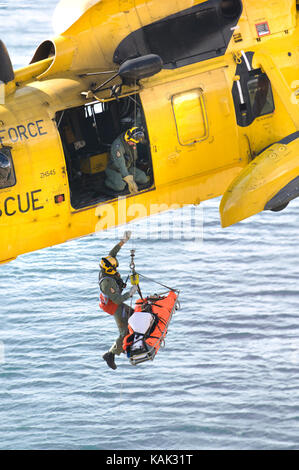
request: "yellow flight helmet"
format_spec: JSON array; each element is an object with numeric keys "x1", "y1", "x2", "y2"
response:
[
  {"x1": 100, "y1": 256, "x2": 119, "y2": 275},
  {"x1": 124, "y1": 127, "x2": 145, "y2": 144}
]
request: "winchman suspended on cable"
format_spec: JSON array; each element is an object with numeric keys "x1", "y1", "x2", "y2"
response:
[
  {"x1": 99, "y1": 230, "x2": 138, "y2": 370},
  {"x1": 99, "y1": 231, "x2": 180, "y2": 370}
]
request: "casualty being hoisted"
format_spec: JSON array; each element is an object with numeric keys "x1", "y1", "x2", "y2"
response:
[{"x1": 123, "y1": 249, "x2": 180, "y2": 366}]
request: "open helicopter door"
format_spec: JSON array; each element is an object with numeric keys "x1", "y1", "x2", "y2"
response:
[
  {"x1": 55, "y1": 93, "x2": 155, "y2": 209},
  {"x1": 55, "y1": 55, "x2": 162, "y2": 210}
]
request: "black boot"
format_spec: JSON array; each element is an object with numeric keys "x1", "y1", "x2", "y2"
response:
[{"x1": 102, "y1": 352, "x2": 117, "y2": 370}]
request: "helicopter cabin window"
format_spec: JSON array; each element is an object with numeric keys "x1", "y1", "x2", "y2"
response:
[
  {"x1": 0, "y1": 148, "x2": 16, "y2": 189},
  {"x1": 114, "y1": 1, "x2": 243, "y2": 69},
  {"x1": 172, "y1": 89, "x2": 208, "y2": 146},
  {"x1": 232, "y1": 70, "x2": 275, "y2": 127},
  {"x1": 247, "y1": 74, "x2": 275, "y2": 119},
  {"x1": 55, "y1": 95, "x2": 154, "y2": 209},
  {"x1": 144, "y1": 9, "x2": 225, "y2": 68}
]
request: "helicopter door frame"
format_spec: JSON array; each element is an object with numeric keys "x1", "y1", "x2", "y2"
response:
[{"x1": 55, "y1": 93, "x2": 155, "y2": 211}]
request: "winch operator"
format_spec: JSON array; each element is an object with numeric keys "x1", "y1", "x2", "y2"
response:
[{"x1": 105, "y1": 127, "x2": 149, "y2": 194}]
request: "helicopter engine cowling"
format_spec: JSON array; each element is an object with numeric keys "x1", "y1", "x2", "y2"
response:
[{"x1": 220, "y1": 132, "x2": 299, "y2": 227}]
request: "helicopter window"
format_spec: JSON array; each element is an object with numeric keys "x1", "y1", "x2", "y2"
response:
[
  {"x1": 56, "y1": 95, "x2": 154, "y2": 209},
  {"x1": 247, "y1": 74, "x2": 275, "y2": 119},
  {"x1": 172, "y1": 89, "x2": 208, "y2": 146},
  {"x1": 232, "y1": 70, "x2": 275, "y2": 127},
  {"x1": 0, "y1": 148, "x2": 16, "y2": 189},
  {"x1": 144, "y1": 8, "x2": 225, "y2": 68},
  {"x1": 114, "y1": 2, "x2": 242, "y2": 69}
]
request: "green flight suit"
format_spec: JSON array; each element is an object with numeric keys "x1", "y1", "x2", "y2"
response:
[
  {"x1": 99, "y1": 242, "x2": 133, "y2": 356},
  {"x1": 105, "y1": 133, "x2": 148, "y2": 192}
]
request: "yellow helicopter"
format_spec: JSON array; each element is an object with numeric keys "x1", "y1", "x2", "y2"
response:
[{"x1": 0, "y1": 0, "x2": 299, "y2": 265}]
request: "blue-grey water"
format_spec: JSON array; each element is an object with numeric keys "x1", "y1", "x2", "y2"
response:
[{"x1": 1, "y1": 0, "x2": 299, "y2": 450}]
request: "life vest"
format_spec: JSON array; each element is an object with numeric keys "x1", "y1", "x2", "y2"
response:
[{"x1": 99, "y1": 276, "x2": 119, "y2": 315}]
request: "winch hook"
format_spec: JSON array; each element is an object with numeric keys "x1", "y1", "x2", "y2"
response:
[{"x1": 130, "y1": 249, "x2": 143, "y2": 300}]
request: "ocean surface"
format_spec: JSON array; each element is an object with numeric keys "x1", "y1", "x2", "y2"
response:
[{"x1": 1, "y1": 0, "x2": 299, "y2": 451}]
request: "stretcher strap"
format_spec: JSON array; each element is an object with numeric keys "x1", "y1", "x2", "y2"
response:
[{"x1": 129, "y1": 312, "x2": 166, "y2": 350}]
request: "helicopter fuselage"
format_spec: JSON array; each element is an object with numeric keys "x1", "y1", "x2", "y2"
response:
[{"x1": 0, "y1": 0, "x2": 299, "y2": 263}]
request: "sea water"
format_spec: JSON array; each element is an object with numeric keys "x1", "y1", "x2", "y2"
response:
[{"x1": 0, "y1": 0, "x2": 299, "y2": 450}]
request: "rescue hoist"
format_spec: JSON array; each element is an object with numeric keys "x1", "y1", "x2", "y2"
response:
[
  {"x1": 129, "y1": 248, "x2": 180, "y2": 296},
  {"x1": 129, "y1": 249, "x2": 143, "y2": 299}
]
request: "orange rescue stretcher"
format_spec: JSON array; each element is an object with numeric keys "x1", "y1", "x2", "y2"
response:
[{"x1": 123, "y1": 290, "x2": 179, "y2": 366}]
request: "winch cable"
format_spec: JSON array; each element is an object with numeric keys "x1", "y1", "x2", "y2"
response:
[
  {"x1": 132, "y1": 79, "x2": 138, "y2": 187},
  {"x1": 130, "y1": 249, "x2": 143, "y2": 300},
  {"x1": 127, "y1": 86, "x2": 144, "y2": 302},
  {"x1": 136, "y1": 272, "x2": 180, "y2": 294},
  {"x1": 127, "y1": 91, "x2": 179, "y2": 297},
  {"x1": 128, "y1": 248, "x2": 179, "y2": 296}
]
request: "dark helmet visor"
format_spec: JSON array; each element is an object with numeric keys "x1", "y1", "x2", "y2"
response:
[{"x1": 130, "y1": 130, "x2": 145, "y2": 144}]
